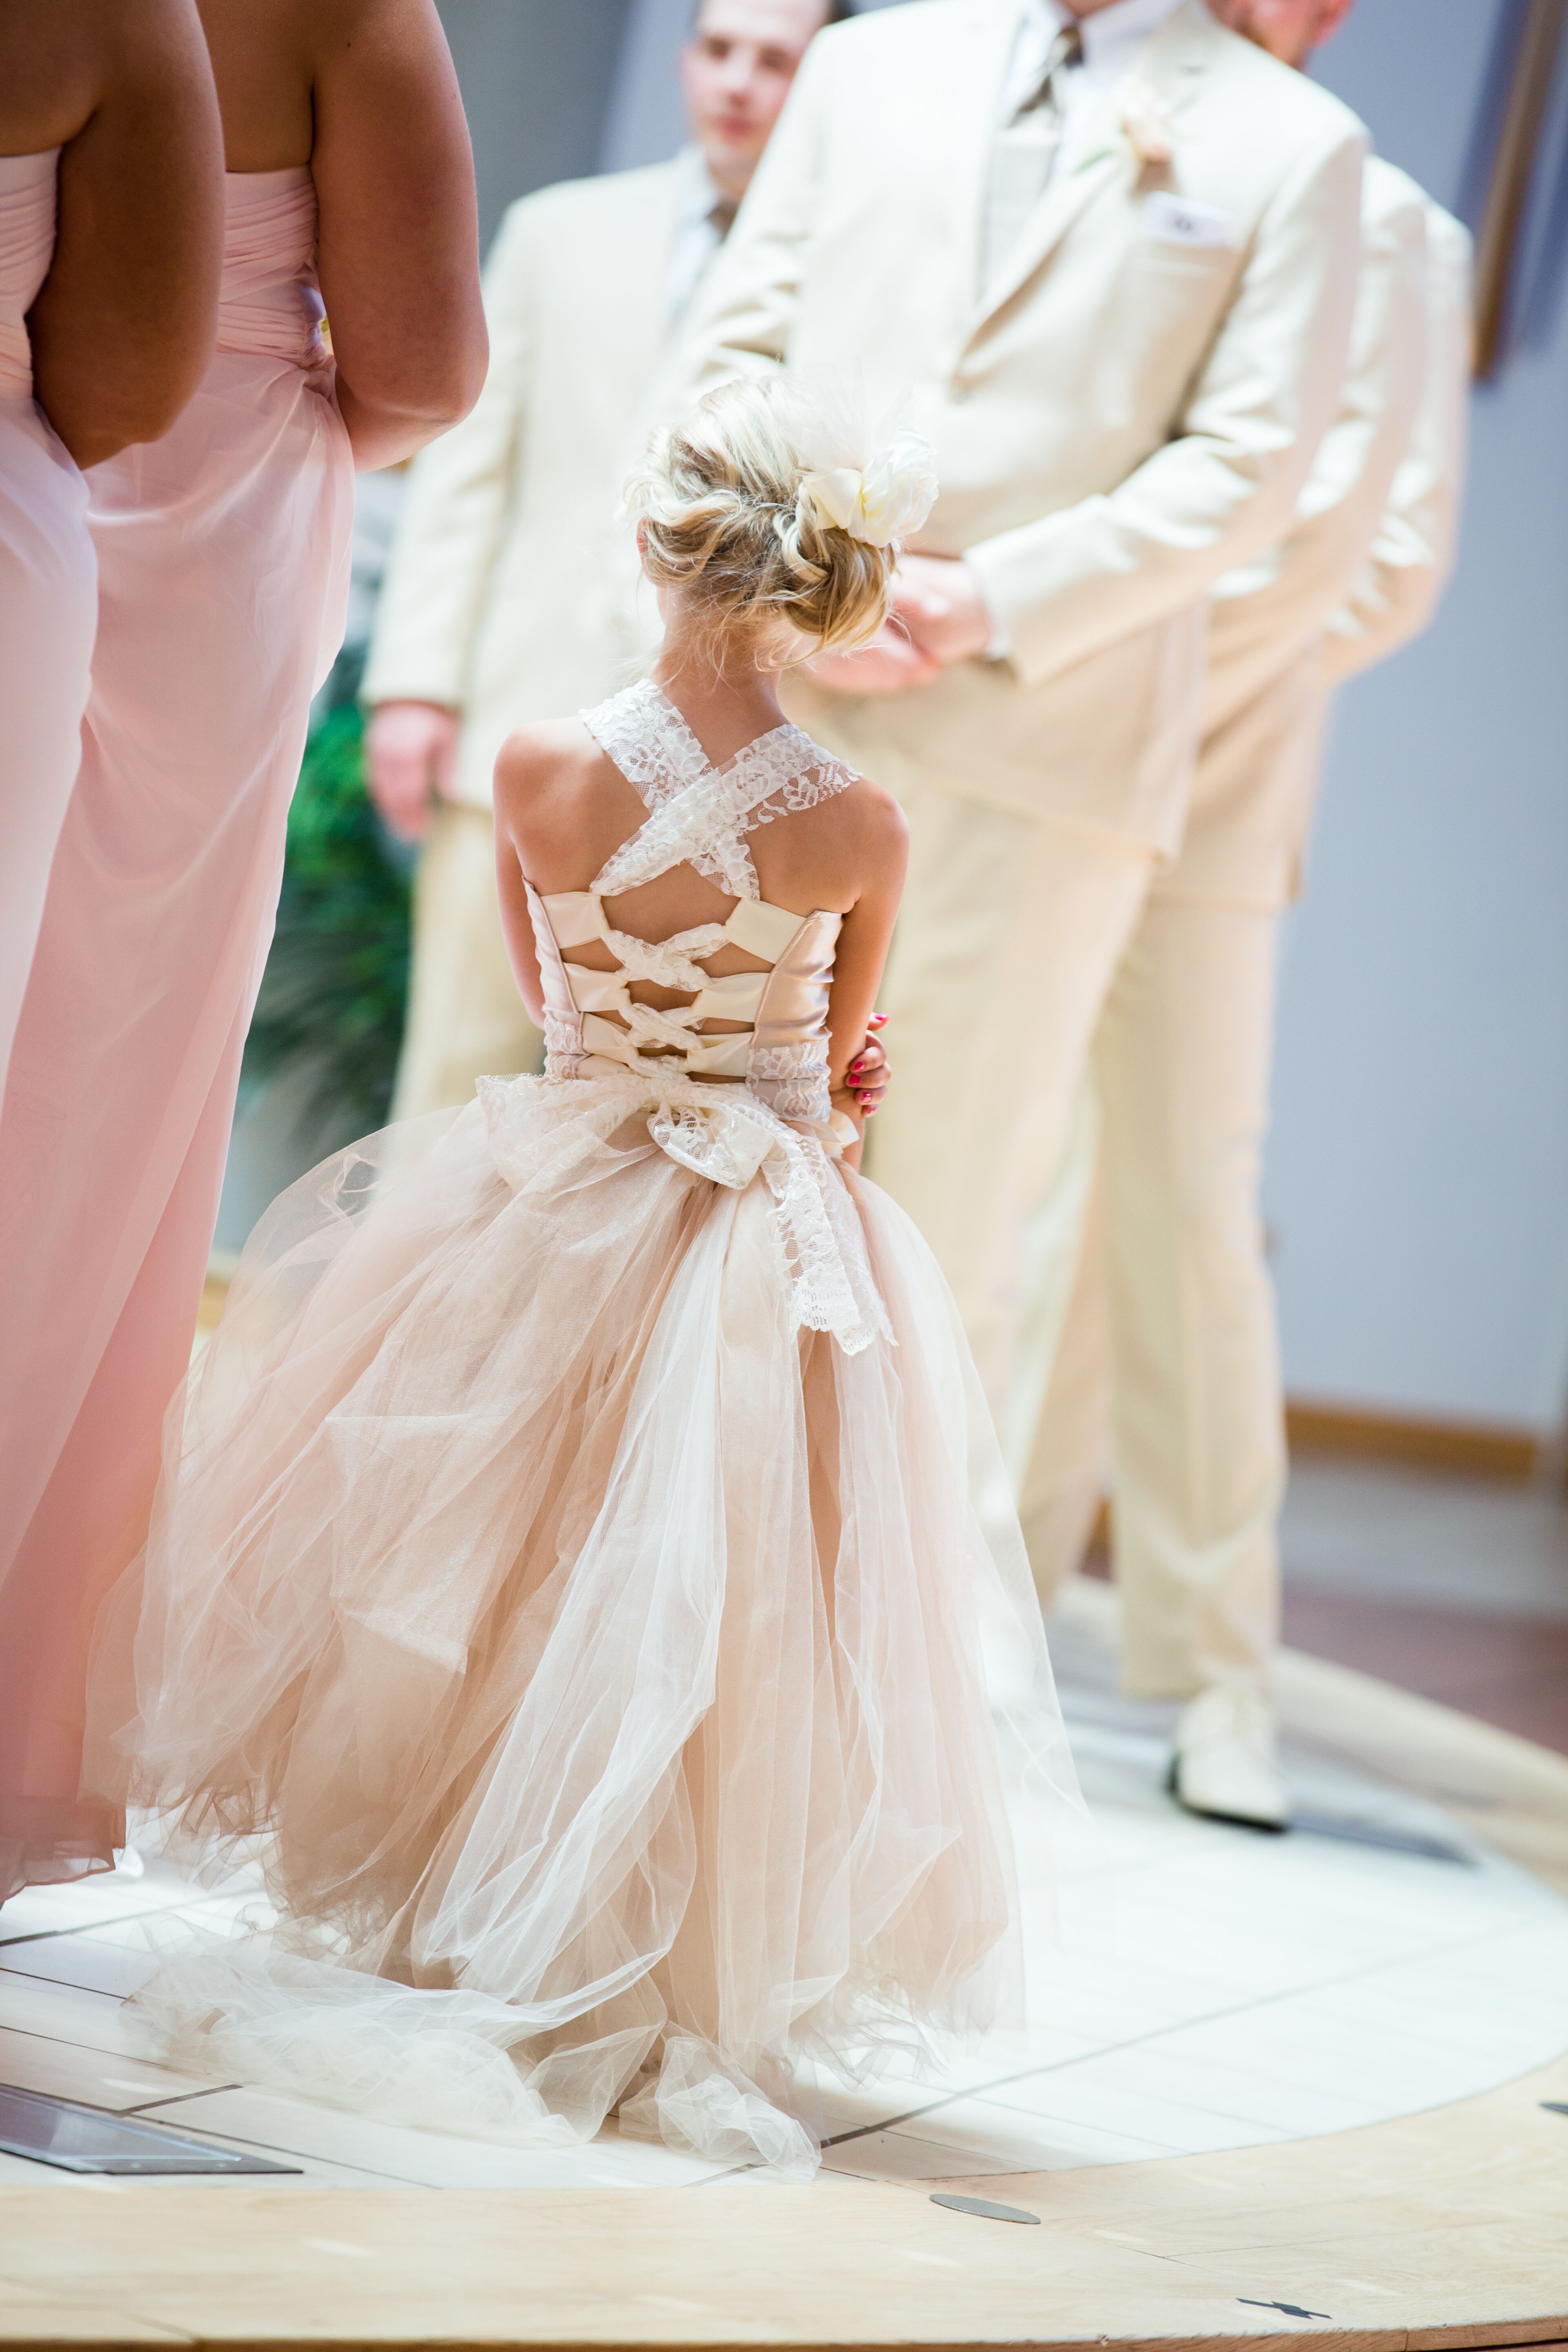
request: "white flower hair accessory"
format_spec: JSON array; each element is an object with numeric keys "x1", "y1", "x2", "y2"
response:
[
  {"x1": 1118, "y1": 88, "x2": 1175, "y2": 168},
  {"x1": 795, "y1": 429, "x2": 938, "y2": 550}
]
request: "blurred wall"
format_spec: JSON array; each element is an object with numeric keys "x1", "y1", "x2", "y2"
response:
[
  {"x1": 599, "y1": 0, "x2": 689, "y2": 169},
  {"x1": 437, "y1": 0, "x2": 631, "y2": 246},
  {"x1": 1271, "y1": 0, "x2": 1568, "y2": 1436}
]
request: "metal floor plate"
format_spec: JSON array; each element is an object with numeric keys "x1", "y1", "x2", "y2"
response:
[{"x1": 0, "y1": 2084, "x2": 301, "y2": 2174}]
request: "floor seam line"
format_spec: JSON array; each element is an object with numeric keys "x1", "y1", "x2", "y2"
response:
[
  {"x1": 0, "y1": 1900, "x2": 215, "y2": 1951},
  {"x1": 820, "y1": 1914, "x2": 1560, "y2": 2148},
  {"x1": 119, "y1": 2083, "x2": 243, "y2": 2115}
]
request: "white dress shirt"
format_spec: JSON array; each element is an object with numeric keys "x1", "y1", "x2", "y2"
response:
[
  {"x1": 978, "y1": 0, "x2": 1189, "y2": 648},
  {"x1": 1000, "y1": 0, "x2": 1188, "y2": 173},
  {"x1": 665, "y1": 146, "x2": 736, "y2": 328}
]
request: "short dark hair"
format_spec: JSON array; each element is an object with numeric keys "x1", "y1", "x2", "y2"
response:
[{"x1": 692, "y1": 0, "x2": 857, "y2": 27}]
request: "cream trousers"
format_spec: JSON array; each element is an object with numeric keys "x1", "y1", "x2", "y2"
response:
[
  {"x1": 1020, "y1": 894, "x2": 1286, "y2": 1697},
  {"x1": 863, "y1": 777, "x2": 1154, "y2": 1451},
  {"x1": 390, "y1": 801, "x2": 543, "y2": 1123}
]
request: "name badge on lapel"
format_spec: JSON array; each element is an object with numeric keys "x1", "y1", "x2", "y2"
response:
[{"x1": 1141, "y1": 192, "x2": 1237, "y2": 249}]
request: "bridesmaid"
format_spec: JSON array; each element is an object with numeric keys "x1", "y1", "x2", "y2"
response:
[
  {"x1": 0, "y1": 0, "x2": 222, "y2": 1101},
  {"x1": 0, "y1": 0, "x2": 488, "y2": 1902}
]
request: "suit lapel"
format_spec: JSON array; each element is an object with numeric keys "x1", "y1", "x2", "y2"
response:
[{"x1": 962, "y1": 0, "x2": 1219, "y2": 343}]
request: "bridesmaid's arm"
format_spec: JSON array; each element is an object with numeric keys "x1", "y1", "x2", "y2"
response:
[
  {"x1": 26, "y1": 0, "x2": 225, "y2": 469},
  {"x1": 309, "y1": 0, "x2": 487, "y2": 470}
]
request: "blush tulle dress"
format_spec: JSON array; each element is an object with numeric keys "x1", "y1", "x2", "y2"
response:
[
  {"x1": 0, "y1": 148, "x2": 96, "y2": 1104},
  {"x1": 0, "y1": 170, "x2": 353, "y2": 1902},
  {"x1": 89, "y1": 682, "x2": 1080, "y2": 2176}
]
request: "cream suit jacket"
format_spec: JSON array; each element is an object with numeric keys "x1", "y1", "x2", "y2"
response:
[
  {"x1": 677, "y1": 0, "x2": 1365, "y2": 849},
  {"x1": 1324, "y1": 198, "x2": 1472, "y2": 687},
  {"x1": 1161, "y1": 160, "x2": 1465, "y2": 907},
  {"x1": 363, "y1": 161, "x2": 686, "y2": 811},
  {"x1": 1164, "y1": 170, "x2": 1472, "y2": 905}
]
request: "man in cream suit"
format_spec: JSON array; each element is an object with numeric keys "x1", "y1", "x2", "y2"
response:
[
  {"x1": 362, "y1": 0, "x2": 847, "y2": 1119},
  {"x1": 1018, "y1": 0, "x2": 1473, "y2": 1824},
  {"x1": 679, "y1": 2, "x2": 1365, "y2": 1437}
]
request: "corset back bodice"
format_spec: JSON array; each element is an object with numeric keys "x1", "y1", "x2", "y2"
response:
[
  {"x1": 217, "y1": 168, "x2": 326, "y2": 368},
  {"x1": 0, "y1": 150, "x2": 58, "y2": 399},
  {"x1": 528, "y1": 681, "x2": 857, "y2": 1127}
]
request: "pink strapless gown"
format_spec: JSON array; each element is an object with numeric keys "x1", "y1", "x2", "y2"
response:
[
  {"x1": 0, "y1": 149, "x2": 96, "y2": 1102},
  {"x1": 0, "y1": 169, "x2": 353, "y2": 1901}
]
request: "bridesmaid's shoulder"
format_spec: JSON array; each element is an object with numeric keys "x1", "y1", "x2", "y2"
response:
[{"x1": 290, "y1": 0, "x2": 442, "y2": 60}]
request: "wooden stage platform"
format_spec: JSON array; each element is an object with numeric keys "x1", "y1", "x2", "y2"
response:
[{"x1": 1, "y1": 1581, "x2": 1564, "y2": 2352}]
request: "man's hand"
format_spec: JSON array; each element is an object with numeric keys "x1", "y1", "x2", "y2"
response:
[
  {"x1": 806, "y1": 558, "x2": 996, "y2": 695},
  {"x1": 804, "y1": 624, "x2": 940, "y2": 697},
  {"x1": 365, "y1": 700, "x2": 461, "y2": 842},
  {"x1": 892, "y1": 553, "x2": 996, "y2": 668}
]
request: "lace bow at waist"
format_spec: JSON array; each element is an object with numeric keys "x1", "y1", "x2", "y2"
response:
[{"x1": 479, "y1": 1069, "x2": 888, "y2": 1358}]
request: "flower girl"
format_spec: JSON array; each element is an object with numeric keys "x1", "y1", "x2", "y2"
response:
[{"x1": 87, "y1": 380, "x2": 1078, "y2": 2177}]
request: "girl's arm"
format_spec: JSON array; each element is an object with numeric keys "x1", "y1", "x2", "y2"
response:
[
  {"x1": 491, "y1": 733, "x2": 550, "y2": 1029},
  {"x1": 821, "y1": 789, "x2": 908, "y2": 1171}
]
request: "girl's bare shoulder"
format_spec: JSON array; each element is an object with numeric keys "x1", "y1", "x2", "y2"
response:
[
  {"x1": 493, "y1": 717, "x2": 598, "y2": 808},
  {"x1": 834, "y1": 766, "x2": 909, "y2": 859}
]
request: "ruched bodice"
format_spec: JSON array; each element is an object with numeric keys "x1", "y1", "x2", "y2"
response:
[
  {"x1": 529, "y1": 680, "x2": 856, "y2": 1128},
  {"x1": 217, "y1": 168, "x2": 326, "y2": 368},
  {"x1": 0, "y1": 150, "x2": 58, "y2": 399}
]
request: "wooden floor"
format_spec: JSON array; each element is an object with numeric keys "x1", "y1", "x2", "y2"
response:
[
  {"x1": 0, "y1": 2061, "x2": 1564, "y2": 2349},
  {"x1": 2, "y1": 1595, "x2": 1565, "y2": 2352},
  {"x1": 0, "y1": 2058, "x2": 1566, "y2": 2352},
  {"x1": 1284, "y1": 1585, "x2": 1568, "y2": 1755}
]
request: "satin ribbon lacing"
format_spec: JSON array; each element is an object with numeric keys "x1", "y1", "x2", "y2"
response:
[{"x1": 479, "y1": 1070, "x2": 890, "y2": 1358}]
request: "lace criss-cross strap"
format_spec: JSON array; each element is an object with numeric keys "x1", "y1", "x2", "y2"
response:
[
  {"x1": 529, "y1": 683, "x2": 856, "y2": 1104},
  {"x1": 583, "y1": 679, "x2": 853, "y2": 902},
  {"x1": 508, "y1": 683, "x2": 891, "y2": 1356}
]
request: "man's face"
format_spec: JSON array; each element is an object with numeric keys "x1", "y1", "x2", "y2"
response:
[
  {"x1": 1208, "y1": 0, "x2": 1355, "y2": 70},
  {"x1": 682, "y1": 0, "x2": 830, "y2": 198}
]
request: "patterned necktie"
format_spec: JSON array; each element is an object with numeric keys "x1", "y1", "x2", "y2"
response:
[
  {"x1": 708, "y1": 196, "x2": 739, "y2": 243},
  {"x1": 983, "y1": 20, "x2": 1085, "y2": 294},
  {"x1": 1017, "y1": 20, "x2": 1084, "y2": 119}
]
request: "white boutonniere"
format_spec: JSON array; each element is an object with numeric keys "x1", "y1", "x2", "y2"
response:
[{"x1": 1118, "y1": 89, "x2": 1176, "y2": 168}]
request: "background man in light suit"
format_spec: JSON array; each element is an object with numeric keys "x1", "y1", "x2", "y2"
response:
[
  {"x1": 678, "y1": 4, "x2": 1365, "y2": 1457},
  {"x1": 362, "y1": 0, "x2": 847, "y2": 1121},
  {"x1": 1016, "y1": 0, "x2": 1473, "y2": 1825}
]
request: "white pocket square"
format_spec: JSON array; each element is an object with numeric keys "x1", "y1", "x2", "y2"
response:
[{"x1": 1141, "y1": 192, "x2": 1238, "y2": 250}]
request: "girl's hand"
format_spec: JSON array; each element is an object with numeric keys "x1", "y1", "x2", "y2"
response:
[{"x1": 846, "y1": 1014, "x2": 890, "y2": 1117}]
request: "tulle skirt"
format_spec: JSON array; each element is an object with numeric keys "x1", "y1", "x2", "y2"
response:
[{"x1": 87, "y1": 1074, "x2": 1080, "y2": 2174}]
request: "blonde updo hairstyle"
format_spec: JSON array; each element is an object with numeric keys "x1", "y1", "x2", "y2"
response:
[{"x1": 626, "y1": 379, "x2": 898, "y2": 665}]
